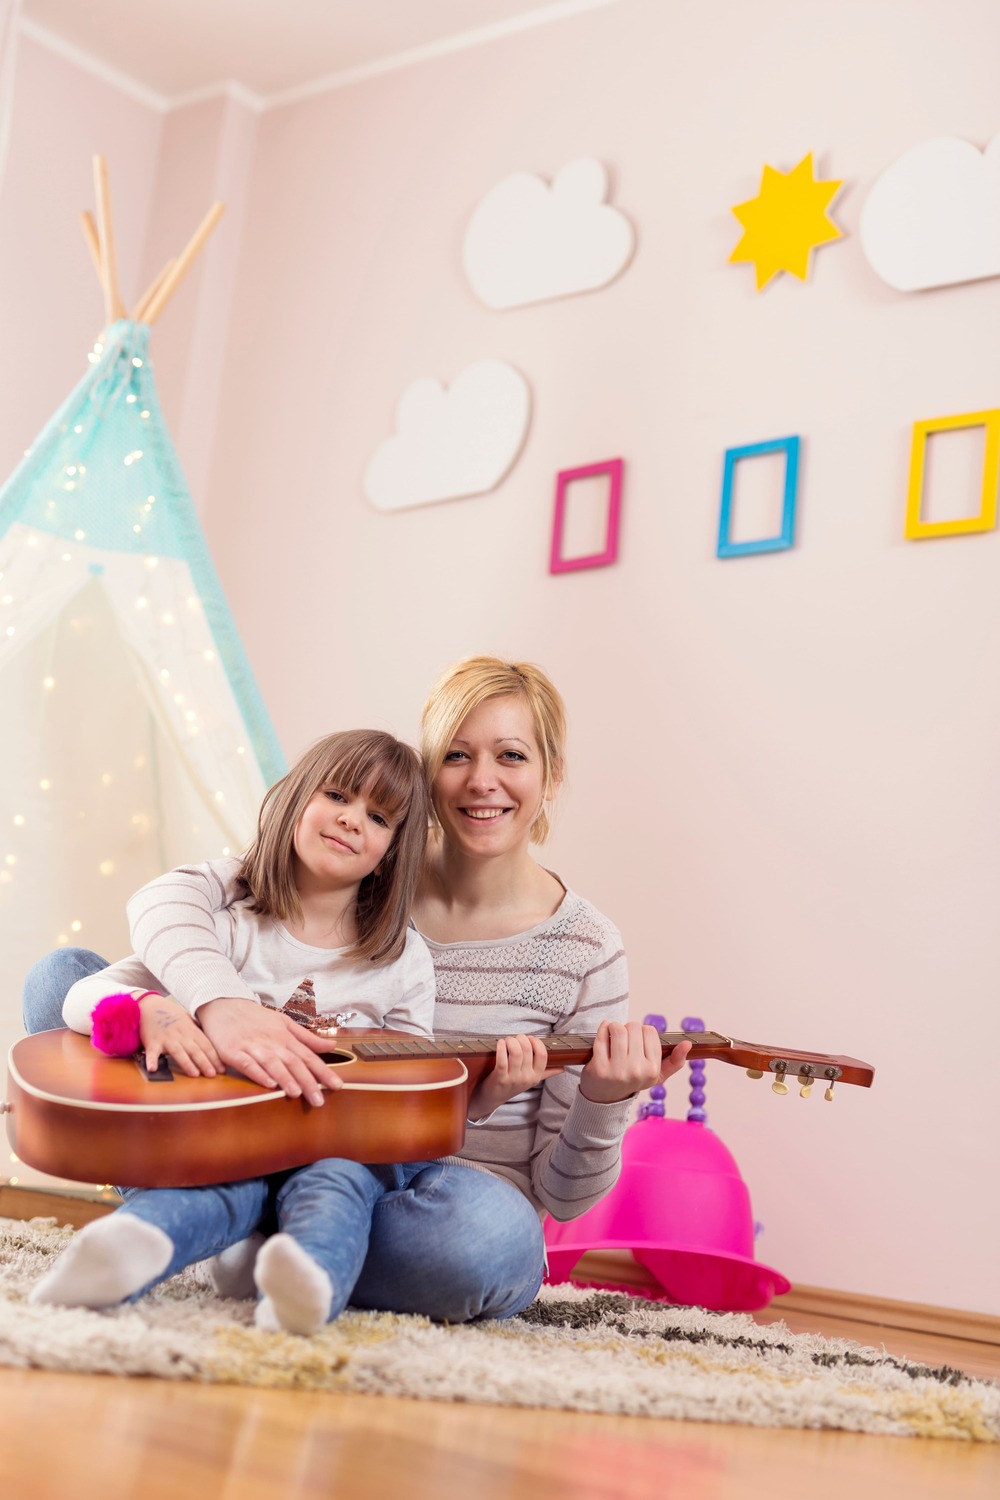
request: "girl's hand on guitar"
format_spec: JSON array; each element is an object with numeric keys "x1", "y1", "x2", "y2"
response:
[
  {"x1": 579, "y1": 1021, "x2": 692, "y2": 1105},
  {"x1": 196, "y1": 996, "x2": 342, "y2": 1107},
  {"x1": 138, "y1": 993, "x2": 223, "y2": 1078},
  {"x1": 467, "y1": 1034, "x2": 563, "y2": 1121}
]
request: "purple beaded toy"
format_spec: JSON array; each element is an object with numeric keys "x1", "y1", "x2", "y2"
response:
[{"x1": 637, "y1": 1013, "x2": 708, "y2": 1122}]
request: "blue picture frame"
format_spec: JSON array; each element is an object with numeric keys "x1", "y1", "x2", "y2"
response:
[{"x1": 717, "y1": 435, "x2": 800, "y2": 558}]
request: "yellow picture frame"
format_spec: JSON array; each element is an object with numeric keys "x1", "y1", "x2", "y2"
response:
[{"x1": 905, "y1": 408, "x2": 1000, "y2": 539}]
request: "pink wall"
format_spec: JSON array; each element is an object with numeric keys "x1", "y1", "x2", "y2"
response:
[
  {"x1": 3, "y1": 1, "x2": 999, "y2": 1314},
  {"x1": 0, "y1": 34, "x2": 162, "y2": 476},
  {"x1": 139, "y1": 92, "x2": 258, "y2": 506},
  {"x1": 206, "y1": 0, "x2": 1000, "y2": 1315}
]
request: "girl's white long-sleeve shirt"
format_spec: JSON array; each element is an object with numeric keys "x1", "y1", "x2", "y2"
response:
[{"x1": 64, "y1": 857, "x2": 436, "y2": 1038}]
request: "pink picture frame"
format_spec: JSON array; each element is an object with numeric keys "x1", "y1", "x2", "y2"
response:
[{"x1": 549, "y1": 458, "x2": 624, "y2": 574}]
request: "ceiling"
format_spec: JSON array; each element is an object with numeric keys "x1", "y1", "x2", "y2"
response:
[{"x1": 20, "y1": 0, "x2": 613, "y2": 106}]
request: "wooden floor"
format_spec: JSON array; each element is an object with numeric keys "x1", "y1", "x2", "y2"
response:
[{"x1": 2, "y1": 1192, "x2": 998, "y2": 1499}]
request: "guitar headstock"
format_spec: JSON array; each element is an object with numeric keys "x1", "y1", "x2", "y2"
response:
[
  {"x1": 715, "y1": 1036, "x2": 874, "y2": 1098},
  {"x1": 668, "y1": 1031, "x2": 875, "y2": 1099}
]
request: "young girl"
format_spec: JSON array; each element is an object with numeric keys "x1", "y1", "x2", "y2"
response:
[{"x1": 29, "y1": 729, "x2": 449, "y2": 1334}]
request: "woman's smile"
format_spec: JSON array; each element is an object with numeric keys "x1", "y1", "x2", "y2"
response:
[{"x1": 433, "y1": 696, "x2": 546, "y2": 856}]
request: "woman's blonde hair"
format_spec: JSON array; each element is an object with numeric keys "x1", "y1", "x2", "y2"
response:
[
  {"x1": 238, "y1": 729, "x2": 429, "y2": 964},
  {"x1": 421, "y1": 656, "x2": 566, "y2": 843}
]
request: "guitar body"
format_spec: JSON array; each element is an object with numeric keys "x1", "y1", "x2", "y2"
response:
[
  {"x1": 5, "y1": 1025, "x2": 874, "y2": 1189},
  {"x1": 5, "y1": 1029, "x2": 486, "y2": 1186}
]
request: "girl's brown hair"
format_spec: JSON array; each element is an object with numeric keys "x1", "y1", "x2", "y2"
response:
[
  {"x1": 421, "y1": 656, "x2": 566, "y2": 843},
  {"x1": 238, "y1": 730, "x2": 428, "y2": 964}
]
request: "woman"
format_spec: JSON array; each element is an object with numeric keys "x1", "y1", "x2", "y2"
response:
[{"x1": 23, "y1": 657, "x2": 690, "y2": 1322}]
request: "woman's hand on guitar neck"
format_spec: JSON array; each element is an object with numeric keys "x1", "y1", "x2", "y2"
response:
[
  {"x1": 196, "y1": 997, "x2": 343, "y2": 1107},
  {"x1": 467, "y1": 1034, "x2": 563, "y2": 1121},
  {"x1": 579, "y1": 1021, "x2": 692, "y2": 1105}
]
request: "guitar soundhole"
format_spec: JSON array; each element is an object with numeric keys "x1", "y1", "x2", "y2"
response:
[{"x1": 320, "y1": 1048, "x2": 357, "y2": 1067}]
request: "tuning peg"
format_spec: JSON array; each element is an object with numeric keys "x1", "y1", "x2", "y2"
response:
[
  {"x1": 771, "y1": 1063, "x2": 788, "y2": 1096},
  {"x1": 824, "y1": 1083, "x2": 835, "y2": 1103},
  {"x1": 798, "y1": 1066, "x2": 814, "y2": 1099},
  {"x1": 746, "y1": 1068, "x2": 764, "y2": 1080}
]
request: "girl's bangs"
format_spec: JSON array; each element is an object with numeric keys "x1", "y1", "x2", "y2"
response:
[{"x1": 318, "y1": 741, "x2": 416, "y2": 821}]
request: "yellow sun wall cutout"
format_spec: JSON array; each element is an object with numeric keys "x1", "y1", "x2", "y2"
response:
[
  {"x1": 729, "y1": 153, "x2": 843, "y2": 290},
  {"x1": 905, "y1": 409, "x2": 1000, "y2": 539}
]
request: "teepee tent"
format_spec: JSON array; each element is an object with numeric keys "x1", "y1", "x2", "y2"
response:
[{"x1": 0, "y1": 159, "x2": 284, "y2": 1189}]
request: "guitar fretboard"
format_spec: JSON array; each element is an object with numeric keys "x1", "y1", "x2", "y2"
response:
[{"x1": 347, "y1": 1030, "x2": 732, "y2": 1063}]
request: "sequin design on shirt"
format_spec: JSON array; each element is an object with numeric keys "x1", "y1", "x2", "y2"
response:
[{"x1": 266, "y1": 976, "x2": 318, "y2": 1026}]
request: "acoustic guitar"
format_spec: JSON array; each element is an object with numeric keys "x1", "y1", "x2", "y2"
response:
[{"x1": 3, "y1": 1026, "x2": 874, "y2": 1188}]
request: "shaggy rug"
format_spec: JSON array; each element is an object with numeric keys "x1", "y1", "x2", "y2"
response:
[{"x1": 0, "y1": 1216, "x2": 997, "y2": 1442}]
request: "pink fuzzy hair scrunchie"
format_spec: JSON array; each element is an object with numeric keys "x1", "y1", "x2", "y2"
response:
[{"x1": 90, "y1": 992, "x2": 142, "y2": 1056}]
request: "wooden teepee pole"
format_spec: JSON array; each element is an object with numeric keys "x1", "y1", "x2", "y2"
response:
[
  {"x1": 132, "y1": 259, "x2": 177, "y2": 324},
  {"x1": 92, "y1": 155, "x2": 125, "y2": 323},
  {"x1": 143, "y1": 202, "x2": 226, "y2": 325},
  {"x1": 79, "y1": 211, "x2": 101, "y2": 279}
]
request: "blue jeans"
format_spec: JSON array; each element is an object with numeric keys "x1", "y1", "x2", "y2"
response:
[
  {"x1": 21, "y1": 948, "x2": 545, "y2": 1322},
  {"x1": 22, "y1": 946, "x2": 109, "y2": 1032}
]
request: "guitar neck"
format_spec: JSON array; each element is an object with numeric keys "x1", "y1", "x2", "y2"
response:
[{"x1": 347, "y1": 1029, "x2": 875, "y2": 1089}]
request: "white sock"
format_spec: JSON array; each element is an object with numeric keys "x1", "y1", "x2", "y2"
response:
[
  {"x1": 29, "y1": 1214, "x2": 174, "y2": 1310},
  {"x1": 253, "y1": 1233, "x2": 332, "y2": 1336},
  {"x1": 208, "y1": 1231, "x2": 266, "y2": 1300}
]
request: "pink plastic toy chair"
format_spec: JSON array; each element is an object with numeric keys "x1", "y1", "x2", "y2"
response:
[{"x1": 544, "y1": 1016, "x2": 790, "y2": 1311}]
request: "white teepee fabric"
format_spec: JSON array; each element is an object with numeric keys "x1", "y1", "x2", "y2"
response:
[{"x1": 0, "y1": 320, "x2": 284, "y2": 1190}]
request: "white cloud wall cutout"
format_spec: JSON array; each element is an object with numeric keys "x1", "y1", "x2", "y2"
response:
[
  {"x1": 860, "y1": 134, "x2": 1000, "y2": 291},
  {"x1": 364, "y1": 359, "x2": 531, "y2": 511},
  {"x1": 463, "y1": 158, "x2": 635, "y2": 309}
]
